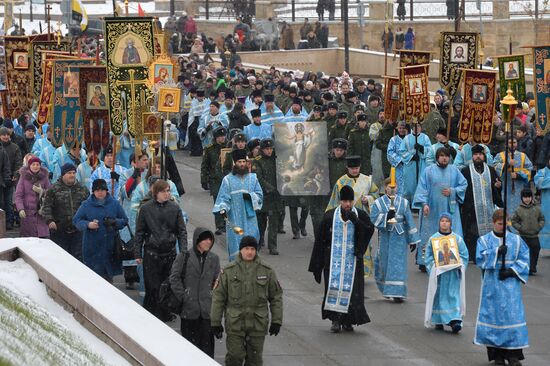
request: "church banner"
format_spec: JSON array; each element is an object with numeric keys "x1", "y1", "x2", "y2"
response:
[
  {"x1": 533, "y1": 45, "x2": 550, "y2": 134},
  {"x1": 439, "y1": 32, "x2": 479, "y2": 98},
  {"x1": 4, "y1": 36, "x2": 32, "y2": 119},
  {"x1": 398, "y1": 50, "x2": 431, "y2": 68},
  {"x1": 79, "y1": 65, "x2": 111, "y2": 156},
  {"x1": 51, "y1": 58, "x2": 94, "y2": 148},
  {"x1": 31, "y1": 40, "x2": 71, "y2": 101},
  {"x1": 497, "y1": 54, "x2": 526, "y2": 104},
  {"x1": 383, "y1": 76, "x2": 400, "y2": 122},
  {"x1": 458, "y1": 70, "x2": 497, "y2": 144},
  {"x1": 401, "y1": 64, "x2": 430, "y2": 122},
  {"x1": 272, "y1": 121, "x2": 330, "y2": 196},
  {"x1": 104, "y1": 17, "x2": 156, "y2": 137}
]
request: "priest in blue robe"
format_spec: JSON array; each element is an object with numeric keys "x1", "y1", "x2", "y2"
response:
[
  {"x1": 474, "y1": 209, "x2": 529, "y2": 366},
  {"x1": 283, "y1": 98, "x2": 309, "y2": 123},
  {"x1": 494, "y1": 136, "x2": 533, "y2": 215},
  {"x1": 424, "y1": 213, "x2": 468, "y2": 333},
  {"x1": 213, "y1": 149, "x2": 263, "y2": 261},
  {"x1": 387, "y1": 121, "x2": 408, "y2": 198},
  {"x1": 425, "y1": 127, "x2": 460, "y2": 166},
  {"x1": 260, "y1": 94, "x2": 285, "y2": 127},
  {"x1": 371, "y1": 178, "x2": 419, "y2": 302},
  {"x1": 454, "y1": 138, "x2": 494, "y2": 170},
  {"x1": 397, "y1": 123, "x2": 432, "y2": 202},
  {"x1": 534, "y1": 159, "x2": 550, "y2": 249},
  {"x1": 308, "y1": 185, "x2": 374, "y2": 333},
  {"x1": 413, "y1": 147, "x2": 468, "y2": 270},
  {"x1": 243, "y1": 109, "x2": 272, "y2": 141},
  {"x1": 89, "y1": 145, "x2": 125, "y2": 200}
]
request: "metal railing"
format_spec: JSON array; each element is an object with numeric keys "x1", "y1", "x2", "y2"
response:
[{"x1": 193, "y1": 0, "x2": 549, "y2": 21}]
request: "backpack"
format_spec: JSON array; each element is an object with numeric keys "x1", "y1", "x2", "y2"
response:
[{"x1": 159, "y1": 251, "x2": 189, "y2": 315}]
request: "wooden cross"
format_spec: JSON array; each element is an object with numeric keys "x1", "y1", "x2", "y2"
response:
[
  {"x1": 46, "y1": 4, "x2": 52, "y2": 41},
  {"x1": 115, "y1": 69, "x2": 148, "y2": 137}
]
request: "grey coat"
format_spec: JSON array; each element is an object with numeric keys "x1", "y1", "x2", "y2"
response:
[{"x1": 169, "y1": 227, "x2": 220, "y2": 320}]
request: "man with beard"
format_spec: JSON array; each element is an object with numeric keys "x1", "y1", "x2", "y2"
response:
[
  {"x1": 198, "y1": 101, "x2": 229, "y2": 148},
  {"x1": 309, "y1": 185, "x2": 374, "y2": 332},
  {"x1": 284, "y1": 97, "x2": 309, "y2": 123},
  {"x1": 387, "y1": 121, "x2": 408, "y2": 197},
  {"x1": 222, "y1": 132, "x2": 248, "y2": 175},
  {"x1": 259, "y1": 94, "x2": 284, "y2": 127},
  {"x1": 213, "y1": 149, "x2": 263, "y2": 261},
  {"x1": 244, "y1": 109, "x2": 272, "y2": 141},
  {"x1": 454, "y1": 136, "x2": 494, "y2": 170},
  {"x1": 460, "y1": 144, "x2": 503, "y2": 262},
  {"x1": 413, "y1": 147, "x2": 468, "y2": 271}
]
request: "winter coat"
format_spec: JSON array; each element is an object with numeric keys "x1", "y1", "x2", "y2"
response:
[
  {"x1": 0, "y1": 146, "x2": 11, "y2": 187},
  {"x1": 511, "y1": 202, "x2": 545, "y2": 238},
  {"x1": 73, "y1": 194, "x2": 128, "y2": 277},
  {"x1": 15, "y1": 166, "x2": 51, "y2": 237},
  {"x1": 41, "y1": 177, "x2": 90, "y2": 233},
  {"x1": 169, "y1": 227, "x2": 220, "y2": 320},
  {"x1": 1, "y1": 140, "x2": 22, "y2": 178}
]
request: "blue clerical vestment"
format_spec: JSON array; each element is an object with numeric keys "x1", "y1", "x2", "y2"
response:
[
  {"x1": 494, "y1": 151, "x2": 532, "y2": 215},
  {"x1": 260, "y1": 104, "x2": 285, "y2": 127},
  {"x1": 213, "y1": 173, "x2": 263, "y2": 261},
  {"x1": 424, "y1": 232, "x2": 468, "y2": 327},
  {"x1": 534, "y1": 167, "x2": 550, "y2": 248},
  {"x1": 398, "y1": 132, "x2": 432, "y2": 202},
  {"x1": 89, "y1": 164, "x2": 125, "y2": 200},
  {"x1": 284, "y1": 109, "x2": 308, "y2": 123},
  {"x1": 370, "y1": 195, "x2": 420, "y2": 298},
  {"x1": 474, "y1": 231, "x2": 529, "y2": 350},
  {"x1": 425, "y1": 141, "x2": 460, "y2": 166},
  {"x1": 387, "y1": 135, "x2": 405, "y2": 195},
  {"x1": 454, "y1": 143, "x2": 493, "y2": 170},
  {"x1": 243, "y1": 122, "x2": 272, "y2": 141},
  {"x1": 413, "y1": 164, "x2": 468, "y2": 266}
]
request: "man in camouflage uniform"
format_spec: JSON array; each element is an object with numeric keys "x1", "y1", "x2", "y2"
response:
[
  {"x1": 253, "y1": 138, "x2": 282, "y2": 255},
  {"x1": 211, "y1": 236, "x2": 283, "y2": 366},
  {"x1": 375, "y1": 119, "x2": 397, "y2": 179},
  {"x1": 201, "y1": 126, "x2": 228, "y2": 235},
  {"x1": 307, "y1": 104, "x2": 324, "y2": 121},
  {"x1": 41, "y1": 163, "x2": 90, "y2": 261},
  {"x1": 347, "y1": 114, "x2": 372, "y2": 176},
  {"x1": 328, "y1": 111, "x2": 351, "y2": 146}
]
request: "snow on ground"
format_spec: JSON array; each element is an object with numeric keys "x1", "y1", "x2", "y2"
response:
[{"x1": 0, "y1": 258, "x2": 130, "y2": 366}]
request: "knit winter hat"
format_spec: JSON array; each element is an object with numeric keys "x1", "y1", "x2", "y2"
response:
[
  {"x1": 239, "y1": 235, "x2": 258, "y2": 250},
  {"x1": 61, "y1": 163, "x2": 76, "y2": 176}
]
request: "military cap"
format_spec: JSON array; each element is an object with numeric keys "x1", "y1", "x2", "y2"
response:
[
  {"x1": 313, "y1": 104, "x2": 322, "y2": 112},
  {"x1": 234, "y1": 132, "x2": 247, "y2": 142},
  {"x1": 354, "y1": 104, "x2": 366, "y2": 112},
  {"x1": 247, "y1": 138, "x2": 260, "y2": 150},
  {"x1": 337, "y1": 111, "x2": 348, "y2": 119},
  {"x1": 213, "y1": 126, "x2": 227, "y2": 138},
  {"x1": 332, "y1": 138, "x2": 348, "y2": 150},
  {"x1": 346, "y1": 155, "x2": 361, "y2": 167},
  {"x1": 250, "y1": 109, "x2": 262, "y2": 118},
  {"x1": 260, "y1": 138, "x2": 274, "y2": 149},
  {"x1": 328, "y1": 101, "x2": 338, "y2": 110},
  {"x1": 357, "y1": 114, "x2": 367, "y2": 122}
]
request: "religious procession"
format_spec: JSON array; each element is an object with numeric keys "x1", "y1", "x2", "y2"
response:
[{"x1": 0, "y1": 0, "x2": 549, "y2": 365}]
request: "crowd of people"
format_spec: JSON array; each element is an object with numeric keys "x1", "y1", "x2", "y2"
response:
[{"x1": 1, "y1": 47, "x2": 548, "y2": 364}]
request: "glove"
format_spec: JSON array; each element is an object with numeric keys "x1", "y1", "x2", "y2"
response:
[
  {"x1": 348, "y1": 211, "x2": 359, "y2": 225},
  {"x1": 414, "y1": 144, "x2": 424, "y2": 154},
  {"x1": 387, "y1": 209, "x2": 396, "y2": 221},
  {"x1": 409, "y1": 244, "x2": 416, "y2": 253},
  {"x1": 205, "y1": 123, "x2": 213, "y2": 132},
  {"x1": 32, "y1": 184, "x2": 44, "y2": 195},
  {"x1": 19, "y1": 210, "x2": 26, "y2": 219},
  {"x1": 269, "y1": 323, "x2": 281, "y2": 336},
  {"x1": 201, "y1": 182, "x2": 209, "y2": 191},
  {"x1": 497, "y1": 245, "x2": 507, "y2": 257},
  {"x1": 219, "y1": 209, "x2": 227, "y2": 219},
  {"x1": 499, "y1": 268, "x2": 516, "y2": 281},
  {"x1": 242, "y1": 192, "x2": 251, "y2": 201},
  {"x1": 411, "y1": 154, "x2": 419, "y2": 161},
  {"x1": 103, "y1": 217, "x2": 117, "y2": 228},
  {"x1": 110, "y1": 171, "x2": 120, "y2": 181},
  {"x1": 211, "y1": 325, "x2": 224, "y2": 339},
  {"x1": 313, "y1": 271, "x2": 322, "y2": 284}
]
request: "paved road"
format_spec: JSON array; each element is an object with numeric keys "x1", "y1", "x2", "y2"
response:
[{"x1": 116, "y1": 150, "x2": 550, "y2": 366}]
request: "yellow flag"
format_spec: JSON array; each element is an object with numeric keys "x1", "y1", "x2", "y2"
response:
[{"x1": 71, "y1": 0, "x2": 88, "y2": 31}]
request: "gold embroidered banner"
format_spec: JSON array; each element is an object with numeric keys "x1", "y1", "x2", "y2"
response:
[
  {"x1": 4, "y1": 36, "x2": 32, "y2": 119},
  {"x1": 105, "y1": 17, "x2": 156, "y2": 137},
  {"x1": 458, "y1": 70, "x2": 497, "y2": 144},
  {"x1": 401, "y1": 64, "x2": 430, "y2": 122},
  {"x1": 439, "y1": 32, "x2": 479, "y2": 98},
  {"x1": 398, "y1": 50, "x2": 432, "y2": 68},
  {"x1": 383, "y1": 76, "x2": 400, "y2": 122}
]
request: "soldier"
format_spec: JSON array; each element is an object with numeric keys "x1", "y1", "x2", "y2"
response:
[
  {"x1": 307, "y1": 104, "x2": 324, "y2": 121},
  {"x1": 347, "y1": 113, "x2": 372, "y2": 176},
  {"x1": 201, "y1": 126, "x2": 228, "y2": 235},
  {"x1": 328, "y1": 111, "x2": 350, "y2": 146},
  {"x1": 325, "y1": 101, "x2": 339, "y2": 132},
  {"x1": 329, "y1": 138, "x2": 349, "y2": 189},
  {"x1": 375, "y1": 119, "x2": 398, "y2": 179},
  {"x1": 253, "y1": 138, "x2": 282, "y2": 255},
  {"x1": 223, "y1": 132, "x2": 248, "y2": 176},
  {"x1": 211, "y1": 236, "x2": 283, "y2": 366}
]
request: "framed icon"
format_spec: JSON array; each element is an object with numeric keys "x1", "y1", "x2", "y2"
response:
[
  {"x1": 86, "y1": 83, "x2": 108, "y2": 110},
  {"x1": 503, "y1": 61, "x2": 520, "y2": 81},
  {"x1": 63, "y1": 71, "x2": 80, "y2": 98},
  {"x1": 157, "y1": 87, "x2": 181, "y2": 113},
  {"x1": 471, "y1": 84, "x2": 488, "y2": 103},
  {"x1": 142, "y1": 112, "x2": 161, "y2": 137},
  {"x1": 408, "y1": 78, "x2": 423, "y2": 96},
  {"x1": 450, "y1": 42, "x2": 469, "y2": 64},
  {"x1": 13, "y1": 51, "x2": 29, "y2": 69},
  {"x1": 431, "y1": 235, "x2": 462, "y2": 268}
]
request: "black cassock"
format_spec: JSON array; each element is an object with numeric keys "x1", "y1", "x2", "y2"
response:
[
  {"x1": 460, "y1": 164, "x2": 503, "y2": 261},
  {"x1": 308, "y1": 207, "x2": 374, "y2": 325}
]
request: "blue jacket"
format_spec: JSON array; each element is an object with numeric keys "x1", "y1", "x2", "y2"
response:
[{"x1": 73, "y1": 194, "x2": 128, "y2": 277}]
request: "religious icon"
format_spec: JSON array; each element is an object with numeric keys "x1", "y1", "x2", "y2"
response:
[
  {"x1": 503, "y1": 61, "x2": 519, "y2": 80},
  {"x1": 13, "y1": 52, "x2": 29, "y2": 69},
  {"x1": 545, "y1": 59, "x2": 550, "y2": 87},
  {"x1": 63, "y1": 71, "x2": 80, "y2": 98},
  {"x1": 391, "y1": 84, "x2": 399, "y2": 100},
  {"x1": 408, "y1": 78, "x2": 423, "y2": 95},
  {"x1": 154, "y1": 64, "x2": 174, "y2": 84},
  {"x1": 450, "y1": 42, "x2": 469, "y2": 64},
  {"x1": 431, "y1": 235, "x2": 461, "y2": 268},
  {"x1": 472, "y1": 84, "x2": 487, "y2": 103},
  {"x1": 142, "y1": 112, "x2": 161, "y2": 137},
  {"x1": 112, "y1": 33, "x2": 150, "y2": 67},
  {"x1": 86, "y1": 83, "x2": 108, "y2": 110},
  {"x1": 157, "y1": 87, "x2": 181, "y2": 113}
]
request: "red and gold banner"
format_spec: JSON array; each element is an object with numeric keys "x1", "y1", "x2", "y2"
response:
[
  {"x1": 383, "y1": 76, "x2": 400, "y2": 122},
  {"x1": 401, "y1": 64, "x2": 430, "y2": 122},
  {"x1": 458, "y1": 70, "x2": 497, "y2": 144},
  {"x1": 399, "y1": 50, "x2": 432, "y2": 68},
  {"x1": 78, "y1": 65, "x2": 111, "y2": 156},
  {"x1": 4, "y1": 36, "x2": 32, "y2": 119}
]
